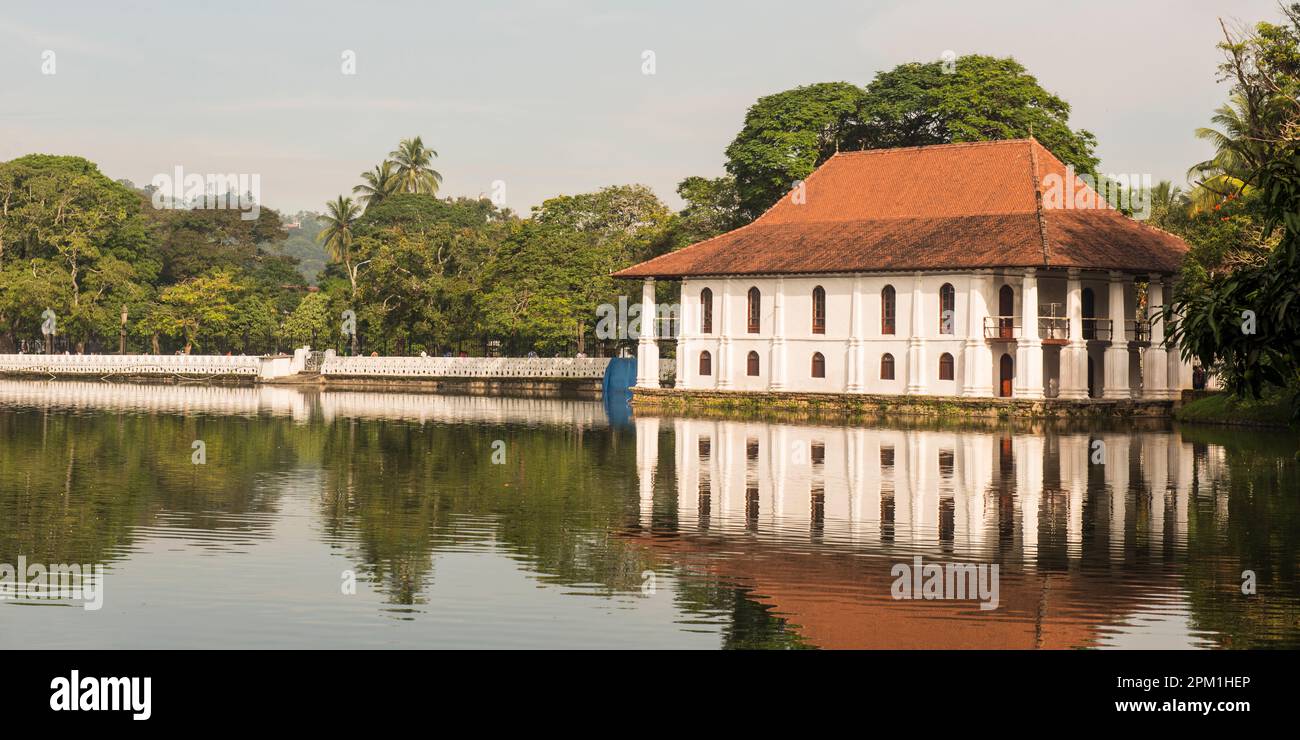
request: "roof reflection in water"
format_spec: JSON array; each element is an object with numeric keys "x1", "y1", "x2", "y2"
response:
[{"x1": 629, "y1": 415, "x2": 1229, "y2": 649}]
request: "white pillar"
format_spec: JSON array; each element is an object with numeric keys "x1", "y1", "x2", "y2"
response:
[
  {"x1": 676, "y1": 280, "x2": 690, "y2": 390},
  {"x1": 1015, "y1": 268, "x2": 1044, "y2": 399},
  {"x1": 1143, "y1": 277, "x2": 1169, "y2": 400},
  {"x1": 847, "y1": 277, "x2": 864, "y2": 392},
  {"x1": 717, "y1": 279, "x2": 732, "y2": 389},
  {"x1": 769, "y1": 276, "x2": 787, "y2": 391},
  {"x1": 636, "y1": 278, "x2": 660, "y2": 389},
  {"x1": 1103, "y1": 271, "x2": 1131, "y2": 399},
  {"x1": 905, "y1": 272, "x2": 926, "y2": 395},
  {"x1": 961, "y1": 271, "x2": 993, "y2": 397},
  {"x1": 1059, "y1": 268, "x2": 1089, "y2": 399}
]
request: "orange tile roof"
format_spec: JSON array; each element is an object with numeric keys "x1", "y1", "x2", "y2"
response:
[{"x1": 614, "y1": 139, "x2": 1188, "y2": 278}]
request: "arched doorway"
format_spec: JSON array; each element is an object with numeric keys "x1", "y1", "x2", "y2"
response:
[
  {"x1": 999, "y1": 353, "x2": 1014, "y2": 397},
  {"x1": 1082, "y1": 288, "x2": 1096, "y2": 339},
  {"x1": 998, "y1": 285, "x2": 1014, "y2": 339}
]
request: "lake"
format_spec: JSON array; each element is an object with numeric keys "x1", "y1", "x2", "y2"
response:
[{"x1": 1, "y1": 379, "x2": 1297, "y2": 649}]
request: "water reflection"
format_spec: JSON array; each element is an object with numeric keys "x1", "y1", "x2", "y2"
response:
[
  {"x1": 0, "y1": 380, "x2": 1295, "y2": 649},
  {"x1": 627, "y1": 415, "x2": 1293, "y2": 648}
]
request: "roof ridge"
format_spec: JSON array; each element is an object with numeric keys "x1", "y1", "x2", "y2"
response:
[
  {"x1": 830, "y1": 138, "x2": 1037, "y2": 158},
  {"x1": 1026, "y1": 139, "x2": 1052, "y2": 266}
]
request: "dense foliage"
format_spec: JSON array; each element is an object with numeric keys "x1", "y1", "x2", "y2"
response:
[
  {"x1": 724, "y1": 56, "x2": 1100, "y2": 219},
  {"x1": 1166, "y1": 4, "x2": 1300, "y2": 411}
]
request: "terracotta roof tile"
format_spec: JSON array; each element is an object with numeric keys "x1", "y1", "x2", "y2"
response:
[{"x1": 614, "y1": 139, "x2": 1188, "y2": 278}]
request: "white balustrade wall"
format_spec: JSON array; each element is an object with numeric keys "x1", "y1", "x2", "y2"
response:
[
  {"x1": 0, "y1": 354, "x2": 264, "y2": 377},
  {"x1": 0, "y1": 352, "x2": 677, "y2": 384},
  {"x1": 321, "y1": 356, "x2": 678, "y2": 383},
  {"x1": 321, "y1": 356, "x2": 611, "y2": 379}
]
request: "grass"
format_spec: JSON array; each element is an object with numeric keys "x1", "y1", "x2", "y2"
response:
[{"x1": 1176, "y1": 387, "x2": 1299, "y2": 429}]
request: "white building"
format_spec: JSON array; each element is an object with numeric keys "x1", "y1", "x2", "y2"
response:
[{"x1": 616, "y1": 139, "x2": 1192, "y2": 400}]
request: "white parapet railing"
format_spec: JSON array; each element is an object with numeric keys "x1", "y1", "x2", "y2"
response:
[
  {"x1": 0, "y1": 353, "x2": 264, "y2": 377},
  {"x1": 0, "y1": 352, "x2": 676, "y2": 384},
  {"x1": 320, "y1": 356, "x2": 613, "y2": 379}
]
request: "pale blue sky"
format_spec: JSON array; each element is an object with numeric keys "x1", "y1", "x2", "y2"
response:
[{"x1": 0, "y1": 0, "x2": 1281, "y2": 214}]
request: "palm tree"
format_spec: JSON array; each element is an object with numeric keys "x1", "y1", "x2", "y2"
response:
[
  {"x1": 353, "y1": 161, "x2": 399, "y2": 207},
  {"x1": 317, "y1": 195, "x2": 364, "y2": 354},
  {"x1": 1186, "y1": 95, "x2": 1268, "y2": 213},
  {"x1": 317, "y1": 195, "x2": 364, "y2": 293},
  {"x1": 1147, "y1": 180, "x2": 1189, "y2": 224},
  {"x1": 389, "y1": 136, "x2": 443, "y2": 195}
]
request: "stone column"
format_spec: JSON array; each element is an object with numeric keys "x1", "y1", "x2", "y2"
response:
[
  {"x1": 676, "y1": 281, "x2": 690, "y2": 390},
  {"x1": 1059, "y1": 268, "x2": 1089, "y2": 399},
  {"x1": 636, "y1": 278, "x2": 660, "y2": 389},
  {"x1": 717, "y1": 279, "x2": 732, "y2": 389},
  {"x1": 1103, "y1": 271, "x2": 1131, "y2": 399},
  {"x1": 769, "y1": 276, "x2": 787, "y2": 390},
  {"x1": 1143, "y1": 276, "x2": 1169, "y2": 399},
  {"x1": 847, "y1": 277, "x2": 864, "y2": 392},
  {"x1": 961, "y1": 271, "x2": 993, "y2": 397},
  {"x1": 905, "y1": 272, "x2": 926, "y2": 395},
  {"x1": 1015, "y1": 268, "x2": 1044, "y2": 399}
]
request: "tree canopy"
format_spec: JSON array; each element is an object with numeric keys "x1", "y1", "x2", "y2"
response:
[{"x1": 724, "y1": 56, "x2": 1099, "y2": 219}]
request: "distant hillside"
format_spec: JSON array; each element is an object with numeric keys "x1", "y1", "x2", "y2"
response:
[{"x1": 266, "y1": 211, "x2": 327, "y2": 283}]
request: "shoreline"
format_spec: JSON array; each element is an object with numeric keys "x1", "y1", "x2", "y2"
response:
[{"x1": 630, "y1": 387, "x2": 1178, "y2": 421}]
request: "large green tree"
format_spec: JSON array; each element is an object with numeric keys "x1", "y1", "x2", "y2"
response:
[
  {"x1": 724, "y1": 56, "x2": 1099, "y2": 220},
  {"x1": 725, "y1": 82, "x2": 869, "y2": 220},
  {"x1": 0, "y1": 155, "x2": 158, "y2": 352}
]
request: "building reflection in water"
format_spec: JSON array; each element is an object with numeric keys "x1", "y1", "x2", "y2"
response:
[{"x1": 631, "y1": 415, "x2": 1226, "y2": 649}]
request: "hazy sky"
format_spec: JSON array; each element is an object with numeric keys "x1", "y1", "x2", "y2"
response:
[{"x1": 0, "y1": 0, "x2": 1282, "y2": 215}]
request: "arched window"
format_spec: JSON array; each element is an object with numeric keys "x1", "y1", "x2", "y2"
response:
[
  {"x1": 699, "y1": 288, "x2": 713, "y2": 334},
  {"x1": 881, "y1": 285, "x2": 896, "y2": 335},
  {"x1": 746, "y1": 351, "x2": 760, "y2": 376},
  {"x1": 880, "y1": 353, "x2": 895, "y2": 380},
  {"x1": 939, "y1": 352, "x2": 954, "y2": 380},
  {"x1": 747, "y1": 287, "x2": 761, "y2": 333},
  {"x1": 812, "y1": 286, "x2": 826, "y2": 334},
  {"x1": 939, "y1": 283, "x2": 955, "y2": 334},
  {"x1": 699, "y1": 350, "x2": 712, "y2": 376},
  {"x1": 811, "y1": 352, "x2": 825, "y2": 378}
]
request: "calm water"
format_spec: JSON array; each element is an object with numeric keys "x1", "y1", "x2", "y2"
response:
[{"x1": 1, "y1": 379, "x2": 1297, "y2": 649}]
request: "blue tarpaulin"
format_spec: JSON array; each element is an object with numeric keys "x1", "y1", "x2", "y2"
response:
[{"x1": 602, "y1": 357, "x2": 636, "y2": 427}]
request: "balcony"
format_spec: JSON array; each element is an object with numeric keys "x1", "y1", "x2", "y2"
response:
[
  {"x1": 1081, "y1": 318, "x2": 1112, "y2": 342},
  {"x1": 1125, "y1": 319, "x2": 1150, "y2": 344},
  {"x1": 1038, "y1": 317, "x2": 1069, "y2": 344},
  {"x1": 984, "y1": 316, "x2": 1020, "y2": 340}
]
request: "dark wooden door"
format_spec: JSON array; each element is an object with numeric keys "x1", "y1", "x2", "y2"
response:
[
  {"x1": 999, "y1": 353, "x2": 1014, "y2": 397},
  {"x1": 999, "y1": 285, "x2": 1014, "y2": 339}
]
